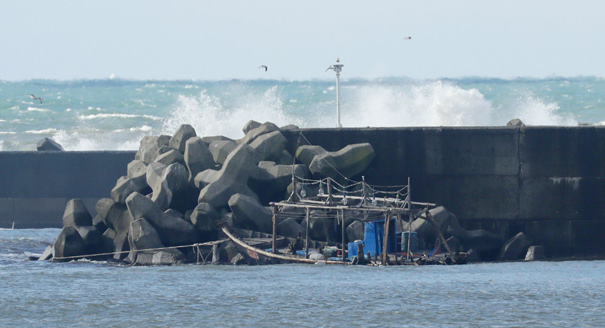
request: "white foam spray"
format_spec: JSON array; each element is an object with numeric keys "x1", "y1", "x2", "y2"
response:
[
  {"x1": 342, "y1": 81, "x2": 494, "y2": 127},
  {"x1": 162, "y1": 86, "x2": 303, "y2": 139},
  {"x1": 506, "y1": 91, "x2": 577, "y2": 126}
]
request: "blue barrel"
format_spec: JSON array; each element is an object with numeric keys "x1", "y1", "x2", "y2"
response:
[
  {"x1": 401, "y1": 231, "x2": 418, "y2": 252},
  {"x1": 348, "y1": 241, "x2": 364, "y2": 259}
]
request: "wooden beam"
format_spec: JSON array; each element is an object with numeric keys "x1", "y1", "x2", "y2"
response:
[
  {"x1": 341, "y1": 209, "x2": 345, "y2": 262},
  {"x1": 272, "y1": 206, "x2": 277, "y2": 253},
  {"x1": 381, "y1": 210, "x2": 392, "y2": 265},
  {"x1": 426, "y1": 210, "x2": 455, "y2": 258},
  {"x1": 305, "y1": 207, "x2": 310, "y2": 258}
]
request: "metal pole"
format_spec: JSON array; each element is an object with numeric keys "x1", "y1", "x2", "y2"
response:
[
  {"x1": 336, "y1": 69, "x2": 341, "y2": 128},
  {"x1": 326, "y1": 58, "x2": 344, "y2": 128}
]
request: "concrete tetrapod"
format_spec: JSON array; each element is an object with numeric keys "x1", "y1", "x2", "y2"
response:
[
  {"x1": 238, "y1": 122, "x2": 279, "y2": 145},
  {"x1": 498, "y1": 232, "x2": 533, "y2": 261},
  {"x1": 196, "y1": 144, "x2": 260, "y2": 209},
  {"x1": 228, "y1": 193, "x2": 274, "y2": 234},
  {"x1": 52, "y1": 226, "x2": 88, "y2": 262},
  {"x1": 168, "y1": 124, "x2": 197, "y2": 154},
  {"x1": 209, "y1": 140, "x2": 238, "y2": 165},
  {"x1": 125, "y1": 192, "x2": 199, "y2": 247},
  {"x1": 126, "y1": 218, "x2": 185, "y2": 265},
  {"x1": 248, "y1": 130, "x2": 287, "y2": 163},
  {"x1": 62, "y1": 198, "x2": 93, "y2": 227},
  {"x1": 296, "y1": 143, "x2": 375, "y2": 180},
  {"x1": 36, "y1": 137, "x2": 64, "y2": 151},
  {"x1": 184, "y1": 137, "x2": 216, "y2": 184},
  {"x1": 146, "y1": 162, "x2": 189, "y2": 211},
  {"x1": 136, "y1": 135, "x2": 170, "y2": 164}
]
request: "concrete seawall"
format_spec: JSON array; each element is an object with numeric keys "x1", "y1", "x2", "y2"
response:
[
  {"x1": 1, "y1": 126, "x2": 603, "y2": 258},
  {"x1": 0, "y1": 151, "x2": 135, "y2": 228},
  {"x1": 282, "y1": 126, "x2": 605, "y2": 258}
]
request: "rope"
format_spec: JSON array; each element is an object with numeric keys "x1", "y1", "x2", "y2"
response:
[
  {"x1": 294, "y1": 175, "x2": 407, "y2": 199},
  {"x1": 52, "y1": 239, "x2": 230, "y2": 262}
]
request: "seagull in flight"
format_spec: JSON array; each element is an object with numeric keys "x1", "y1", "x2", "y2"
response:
[
  {"x1": 27, "y1": 94, "x2": 43, "y2": 103},
  {"x1": 403, "y1": 36, "x2": 412, "y2": 40},
  {"x1": 258, "y1": 65, "x2": 268, "y2": 72}
]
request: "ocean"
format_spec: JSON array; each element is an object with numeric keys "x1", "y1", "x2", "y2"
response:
[
  {"x1": 1, "y1": 77, "x2": 604, "y2": 151},
  {"x1": 1, "y1": 228, "x2": 604, "y2": 327}
]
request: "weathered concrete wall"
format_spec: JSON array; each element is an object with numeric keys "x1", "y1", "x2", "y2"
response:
[
  {"x1": 282, "y1": 126, "x2": 605, "y2": 258},
  {"x1": 1, "y1": 127, "x2": 603, "y2": 258},
  {"x1": 0, "y1": 151, "x2": 135, "y2": 228}
]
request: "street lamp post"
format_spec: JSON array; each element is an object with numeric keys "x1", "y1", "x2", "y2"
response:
[{"x1": 326, "y1": 58, "x2": 344, "y2": 128}]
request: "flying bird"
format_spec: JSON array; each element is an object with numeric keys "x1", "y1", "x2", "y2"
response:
[
  {"x1": 403, "y1": 36, "x2": 412, "y2": 40},
  {"x1": 258, "y1": 65, "x2": 268, "y2": 72},
  {"x1": 27, "y1": 94, "x2": 43, "y2": 103}
]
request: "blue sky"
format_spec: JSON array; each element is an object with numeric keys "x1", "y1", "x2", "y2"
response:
[{"x1": 2, "y1": 1, "x2": 605, "y2": 80}]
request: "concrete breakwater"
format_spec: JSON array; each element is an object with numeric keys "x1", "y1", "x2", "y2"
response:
[{"x1": 1, "y1": 126, "x2": 604, "y2": 258}]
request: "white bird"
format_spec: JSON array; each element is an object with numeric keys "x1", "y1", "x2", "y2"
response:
[
  {"x1": 258, "y1": 65, "x2": 268, "y2": 72},
  {"x1": 403, "y1": 36, "x2": 412, "y2": 40},
  {"x1": 27, "y1": 94, "x2": 43, "y2": 103}
]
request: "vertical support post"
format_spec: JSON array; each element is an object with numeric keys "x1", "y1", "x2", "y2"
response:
[
  {"x1": 327, "y1": 178, "x2": 332, "y2": 205},
  {"x1": 341, "y1": 209, "x2": 346, "y2": 262},
  {"x1": 211, "y1": 244, "x2": 219, "y2": 265},
  {"x1": 381, "y1": 210, "x2": 392, "y2": 265},
  {"x1": 407, "y1": 177, "x2": 413, "y2": 261},
  {"x1": 272, "y1": 206, "x2": 277, "y2": 253},
  {"x1": 305, "y1": 207, "x2": 310, "y2": 258},
  {"x1": 361, "y1": 176, "x2": 367, "y2": 206},
  {"x1": 288, "y1": 175, "x2": 298, "y2": 202},
  {"x1": 357, "y1": 243, "x2": 365, "y2": 265}
]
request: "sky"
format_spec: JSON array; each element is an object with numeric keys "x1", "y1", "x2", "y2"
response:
[{"x1": 2, "y1": 1, "x2": 605, "y2": 81}]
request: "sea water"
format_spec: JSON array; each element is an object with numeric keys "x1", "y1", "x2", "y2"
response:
[
  {"x1": 1, "y1": 229, "x2": 604, "y2": 327},
  {"x1": 1, "y1": 77, "x2": 604, "y2": 151}
]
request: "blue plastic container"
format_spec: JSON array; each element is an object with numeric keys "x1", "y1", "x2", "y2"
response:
[
  {"x1": 401, "y1": 231, "x2": 418, "y2": 252},
  {"x1": 363, "y1": 218, "x2": 396, "y2": 258},
  {"x1": 347, "y1": 241, "x2": 364, "y2": 259}
]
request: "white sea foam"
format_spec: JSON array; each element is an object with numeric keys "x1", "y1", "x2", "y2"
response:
[
  {"x1": 506, "y1": 91, "x2": 577, "y2": 126},
  {"x1": 162, "y1": 86, "x2": 303, "y2": 139},
  {"x1": 0, "y1": 131, "x2": 17, "y2": 135},
  {"x1": 343, "y1": 81, "x2": 494, "y2": 127},
  {"x1": 160, "y1": 80, "x2": 579, "y2": 140},
  {"x1": 129, "y1": 125, "x2": 152, "y2": 132},
  {"x1": 25, "y1": 128, "x2": 58, "y2": 134},
  {"x1": 78, "y1": 113, "x2": 162, "y2": 121},
  {"x1": 341, "y1": 81, "x2": 577, "y2": 127},
  {"x1": 27, "y1": 107, "x2": 50, "y2": 112},
  {"x1": 52, "y1": 129, "x2": 144, "y2": 151}
]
